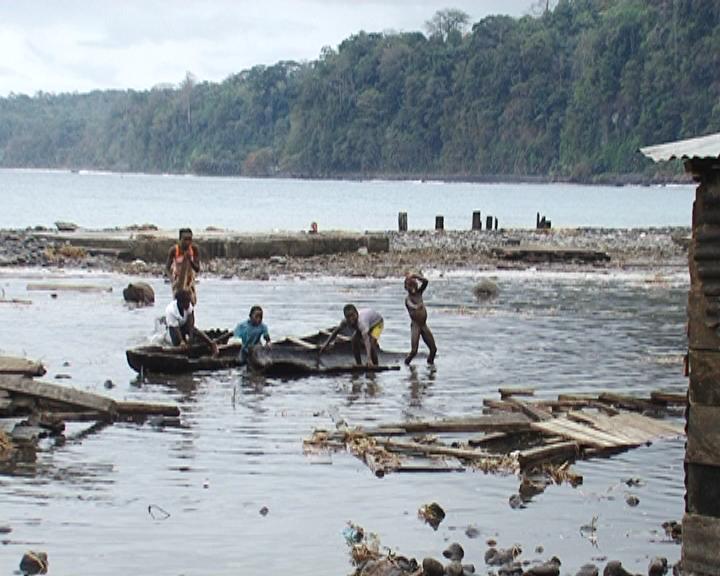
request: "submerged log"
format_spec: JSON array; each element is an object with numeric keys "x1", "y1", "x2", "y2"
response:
[
  {"x1": 379, "y1": 438, "x2": 505, "y2": 462},
  {"x1": 116, "y1": 401, "x2": 181, "y2": 418},
  {"x1": 26, "y1": 283, "x2": 112, "y2": 293},
  {"x1": 499, "y1": 387, "x2": 535, "y2": 399}
]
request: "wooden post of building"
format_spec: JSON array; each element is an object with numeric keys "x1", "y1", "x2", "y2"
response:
[
  {"x1": 398, "y1": 212, "x2": 408, "y2": 232},
  {"x1": 486, "y1": 216, "x2": 493, "y2": 231},
  {"x1": 472, "y1": 211, "x2": 482, "y2": 230},
  {"x1": 435, "y1": 216, "x2": 444, "y2": 231},
  {"x1": 683, "y1": 157, "x2": 720, "y2": 575}
]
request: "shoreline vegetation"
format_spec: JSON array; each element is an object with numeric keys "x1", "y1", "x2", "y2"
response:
[
  {"x1": 1, "y1": 165, "x2": 695, "y2": 186},
  {"x1": 1, "y1": 2, "x2": 717, "y2": 182}
]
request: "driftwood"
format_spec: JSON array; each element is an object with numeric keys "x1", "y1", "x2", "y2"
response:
[
  {"x1": 305, "y1": 388, "x2": 685, "y2": 482},
  {"x1": 0, "y1": 357, "x2": 46, "y2": 377},
  {"x1": 26, "y1": 283, "x2": 112, "y2": 293}
]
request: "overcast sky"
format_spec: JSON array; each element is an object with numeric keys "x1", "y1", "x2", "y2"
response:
[{"x1": 0, "y1": 1, "x2": 535, "y2": 96}]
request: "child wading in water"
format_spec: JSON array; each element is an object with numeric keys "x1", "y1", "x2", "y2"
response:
[
  {"x1": 404, "y1": 273, "x2": 437, "y2": 365},
  {"x1": 234, "y1": 305, "x2": 271, "y2": 364}
]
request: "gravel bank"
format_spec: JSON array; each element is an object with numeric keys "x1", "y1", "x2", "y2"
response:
[{"x1": 0, "y1": 227, "x2": 690, "y2": 280}]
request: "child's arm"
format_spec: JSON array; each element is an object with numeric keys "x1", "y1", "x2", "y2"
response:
[
  {"x1": 263, "y1": 324, "x2": 271, "y2": 344},
  {"x1": 320, "y1": 321, "x2": 344, "y2": 353},
  {"x1": 414, "y1": 274, "x2": 429, "y2": 293},
  {"x1": 189, "y1": 245, "x2": 201, "y2": 273}
]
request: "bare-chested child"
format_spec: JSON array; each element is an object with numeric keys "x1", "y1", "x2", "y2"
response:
[{"x1": 404, "y1": 273, "x2": 437, "y2": 365}]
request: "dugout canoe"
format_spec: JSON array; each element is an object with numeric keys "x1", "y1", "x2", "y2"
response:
[
  {"x1": 248, "y1": 328, "x2": 405, "y2": 377},
  {"x1": 126, "y1": 329, "x2": 241, "y2": 374}
]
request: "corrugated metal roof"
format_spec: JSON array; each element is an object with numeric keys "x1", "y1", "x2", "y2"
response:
[{"x1": 640, "y1": 132, "x2": 720, "y2": 162}]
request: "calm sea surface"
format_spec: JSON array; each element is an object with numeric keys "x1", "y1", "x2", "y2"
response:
[
  {"x1": 0, "y1": 169, "x2": 694, "y2": 231},
  {"x1": 0, "y1": 268, "x2": 688, "y2": 575}
]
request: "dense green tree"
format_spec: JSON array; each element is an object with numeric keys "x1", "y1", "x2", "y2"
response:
[{"x1": 0, "y1": 1, "x2": 718, "y2": 180}]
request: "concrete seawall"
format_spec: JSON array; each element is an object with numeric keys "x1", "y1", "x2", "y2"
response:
[{"x1": 31, "y1": 229, "x2": 389, "y2": 263}]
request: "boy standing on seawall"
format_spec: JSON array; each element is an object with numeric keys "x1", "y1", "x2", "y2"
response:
[
  {"x1": 166, "y1": 228, "x2": 201, "y2": 305},
  {"x1": 320, "y1": 304, "x2": 384, "y2": 366}
]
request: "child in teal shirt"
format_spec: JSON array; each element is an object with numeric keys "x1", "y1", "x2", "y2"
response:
[{"x1": 234, "y1": 305, "x2": 271, "y2": 363}]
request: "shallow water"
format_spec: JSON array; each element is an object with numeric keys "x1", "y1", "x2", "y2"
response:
[
  {"x1": 0, "y1": 268, "x2": 688, "y2": 574},
  {"x1": 0, "y1": 168, "x2": 694, "y2": 230}
]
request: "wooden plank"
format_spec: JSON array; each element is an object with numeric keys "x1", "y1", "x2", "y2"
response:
[
  {"x1": 531, "y1": 418, "x2": 628, "y2": 449},
  {"x1": 0, "y1": 357, "x2": 46, "y2": 377},
  {"x1": 499, "y1": 387, "x2": 535, "y2": 399},
  {"x1": 687, "y1": 404, "x2": 720, "y2": 467},
  {"x1": 379, "y1": 438, "x2": 505, "y2": 461},
  {"x1": 396, "y1": 458, "x2": 465, "y2": 473},
  {"x1": 482, "y1": 399, "x2": 517, "y2": 412},
  {"x1": 611, "y1": 412, "x2": 684, "y2": 438},
  {"x1": 550, "y1": 417, "x2": 637, "y2": 446},
  {"x1": 566, "y1": 411, "x2": 650, "y2": 445},
  {"x1": 375, "y1": 413, "x2": 533, "y2": 434},
  {"x1": 0, "y1": 375, "x2": 116, "y2": 414},
  {"x1": 504, "y1": 398, "x2": 553, "y2": 421},
  {"x1": 682, "y1": 513, "x2": 720, "y2": 574},
  {"x1": 517, "y1": 441, "x2": 579, "y2": 469}
]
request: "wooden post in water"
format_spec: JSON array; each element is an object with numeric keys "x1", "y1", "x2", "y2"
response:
[
  {"x1": 486, "y1": 216, "x2": 493, "y2": 231},
  {"x1": 536, "y1": 212, "x2": 541, "y2": 228},
  {"x1": 472, "y1": 211, "x2": 482, "y2": 230},
  {"x1": 494, "y1": 217, "x2": 498, "y2": 231},
  {"x1": 435, "y1": 216, "x2": 444, "y2": 231},
  {"x1": 398, "y1": 212, "x2": 408, "y2": 232}
]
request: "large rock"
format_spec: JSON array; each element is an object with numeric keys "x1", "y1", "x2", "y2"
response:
[
  {"x1": 19, "y1": 551, "x2": 48, "y2": 575},
  {"x1": 123, "y1": 282, "x2": 155, "y2": 305}
]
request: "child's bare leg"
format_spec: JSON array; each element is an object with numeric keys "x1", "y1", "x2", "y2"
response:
[
  {"x1": 420, "y1": 325, "x2": 437, "y2": 364},
  {"x1": 351, "y1": 333, "x2": 363, "y2": 365},
  {"x1": 405, "y1": 322, "x2": 421, "y2": 365},
  {"x1": 370, "y1": 337, "x2": 379, "y2": 366}
]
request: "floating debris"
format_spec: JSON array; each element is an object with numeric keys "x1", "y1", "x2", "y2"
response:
[{"x1": 418, "y1": 502, "x2": 446, "y2": 530}]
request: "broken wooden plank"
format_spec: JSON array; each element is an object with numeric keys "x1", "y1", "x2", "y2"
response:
[
  {"x1": 374, "y1": 414, "x2": 533, "y2": 434},
  {"x1": 531, "y1": 417, "x2": 634, "y2": 449},
  {"x1": 650, "y1": 391, "x2": 687, "y2": 406},
  {"x1": 0, "y1": 375, "x2": 116, "y2": 414},
  {"x1": 504, "y1": 398, "x2": 553, "y2": 421},
  {"x1": 379, "y1": 438, "x2": 506, "y2": 462},
  {"x1": 597, "y1": 392, "x2": 658, "y2": 413},
  {"x1": 34, "y1": 410, "x2": 109, "y2": 423},
  {"x1": 517, "y1": 441, "x2": 580, "y2": 469},
  {"x1": 0, "y1": 357, "x2": 46, "y2": 377},
  {"x1": 499, "y1": 387, "x2": 535, "y2": 399}
]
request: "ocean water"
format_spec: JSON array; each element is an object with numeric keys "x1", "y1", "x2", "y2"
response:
[
  {"x1": 0, "y1": 169, "x2": 694, "y2": 231},
  {"x1": 0, "y1": 267, "x2": 688, "y2": 575}
]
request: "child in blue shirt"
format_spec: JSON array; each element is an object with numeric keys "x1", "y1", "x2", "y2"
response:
[{"x1": 234, "y1": 305, "x2": 271, "y2": 363}]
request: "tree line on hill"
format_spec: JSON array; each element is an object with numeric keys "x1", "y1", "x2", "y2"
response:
[{"x1": 0, "y1": 0, "x2": 718, "y2": 182}]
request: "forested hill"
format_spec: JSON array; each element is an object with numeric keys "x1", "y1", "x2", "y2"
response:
[{"x1": 1, "y1": 0, "x2": 719, "y2": 181}]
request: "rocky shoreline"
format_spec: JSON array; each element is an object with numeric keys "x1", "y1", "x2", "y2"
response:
[{"x1": 0, "y1": 227, "x2": 690, "y2": 280}]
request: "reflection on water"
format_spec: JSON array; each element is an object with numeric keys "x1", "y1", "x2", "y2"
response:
[{"x1": 0, "y1": 268, "x2": 688, "y2": 574}]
